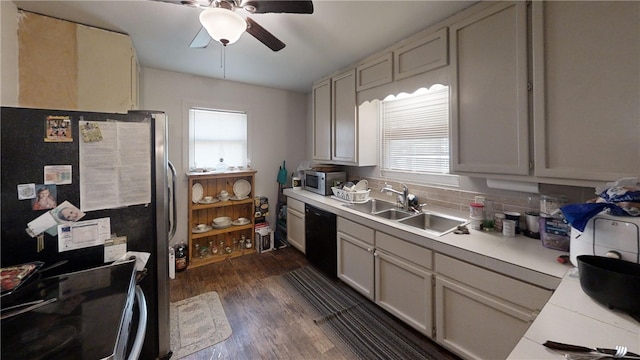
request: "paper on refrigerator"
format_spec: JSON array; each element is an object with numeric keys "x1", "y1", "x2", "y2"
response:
[
  {"x1": 79, "y1": 120, "x2": 151, "y2": 212},
  {"x1": 58, "y1": 217, "x2": 111, "y2": 252}
]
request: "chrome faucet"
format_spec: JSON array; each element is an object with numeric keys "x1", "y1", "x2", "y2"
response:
[{"x1": 381, "y1": 183, "x2": 409, "y2": 211}]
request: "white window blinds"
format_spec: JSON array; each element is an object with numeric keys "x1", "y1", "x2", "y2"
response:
[
  {"x1": 380, "y1": 86, "x2": 450, "y2": 175},
  {"x1": 189, "y1": 108, "x2": 247, "y2": 170}
]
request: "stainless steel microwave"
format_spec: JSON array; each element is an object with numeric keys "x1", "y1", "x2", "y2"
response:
[{"x1": 303, "y1": 170, "x2": 346, "y2": 196}]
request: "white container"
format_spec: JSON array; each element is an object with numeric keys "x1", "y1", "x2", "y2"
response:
[
  {"x1": 494, "y1": 213, "x2": 505, "y2": 232},
  {"x1": 503, "y1": 220, "x2": 516, "y2": 237},
  {"x1": 469, "y1": 216, "x2": 483, "y2": 230},
  {"x1": 292, "y1": 176, "x2": 302, "y2": 189}
]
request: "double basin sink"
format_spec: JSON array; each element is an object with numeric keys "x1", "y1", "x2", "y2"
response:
[{"x1": 344, "y1": 199, "x2": 468, "y2": 236}]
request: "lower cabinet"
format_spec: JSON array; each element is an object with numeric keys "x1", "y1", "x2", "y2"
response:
[
  {"x1": 337, "y1": 216, "x2": 553, "y2": 358},
  {"x1": 337, "y1": 217, "x2": 433, "y2": 337},
  {"x1": 434, "y1": 254, "x2": 552, "y2": 360},
  {"x1": 286, "y1": 198, "x2": 305, "y2": 253},
  {"x1": 375, "y1": 231, "x2": 433, "y2": 337},
  {"x1": 337, "y1": 217, "x2": 375, "y2": 299}
]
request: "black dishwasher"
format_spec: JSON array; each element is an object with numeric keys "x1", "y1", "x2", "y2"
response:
[{"x1": 305, "y1": 204, "x2": 337, "y2": 278}]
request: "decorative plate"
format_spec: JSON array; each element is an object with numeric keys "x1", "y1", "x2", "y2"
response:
[
  {"x1": 233, "y1": 179, "x2": 251, "y2": 198},
  {"x1": 192, "y1": 183, "x2": 204, "y2": 203},
  {"x1": 230, "y1": 195, "x2": 249, "y2": 201}
]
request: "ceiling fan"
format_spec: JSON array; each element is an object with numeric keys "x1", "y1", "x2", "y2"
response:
[{"x1": 159, "y1": 0, "x2": 314, "y2": 51}]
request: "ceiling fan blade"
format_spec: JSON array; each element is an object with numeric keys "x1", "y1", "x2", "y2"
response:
[
  {"x1": 189, "y1": 26, "x2": 212, "y2": 48},
  {"x1": 240, "y1": 0, "x2": 313, "y2": 14},
  {"x1": 245, "y1": 17, "x2": 285, "y2": 51},
  {"x1": 153, "y1": 0, "x2": 203, "y2": 7}
]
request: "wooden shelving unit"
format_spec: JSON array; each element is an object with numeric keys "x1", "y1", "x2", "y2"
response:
[{"x1": 187, "y1": 170, "x2": 257, "y2": 269}]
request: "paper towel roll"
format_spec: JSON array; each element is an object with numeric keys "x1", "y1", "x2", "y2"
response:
[{"x1": 486, "y1": 178, "x2": 539, "y2": 193}]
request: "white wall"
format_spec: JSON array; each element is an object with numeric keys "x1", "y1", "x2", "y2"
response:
[
  {"x1": 1, "y1": 1, "x2": 19, "y2": 106},
  {"x1": 140, "y1": 67, "x2": 308, "y2": 246}
]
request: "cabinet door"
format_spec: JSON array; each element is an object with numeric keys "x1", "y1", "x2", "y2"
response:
[
  {"x1": 532, "y1": 1, "x2": 640, "y2": 181},
  {"x1": 331, "y1": 69, "x2": 357, "y2": 163},
  {"x1": 375, "y1": 249, "x2": 433, "y2": 337},
  {"x1": 337, "y1": 231, "x2": 374, "y2": 300},
  {"x1": 434, "y1": 277, "x2": 534, "y2": 360},
  {"x1": 356, "y1": 53, "x2": 393, "y2": 91},
  {"x1": 77, "y1": 24, "x2": 135, "y2": 113},
  {"x1": 287, "y1": 208, "x2": 305, "y2": 253},
  {"x1": 394, "y1": 27, "x2": 448, "y2": 81},
  {"x1": 450, "y1": 1, "x2": 529, "y2": 175},
  {"x1": 313, "y1": 79, "x2": 331, "y2": 161}
]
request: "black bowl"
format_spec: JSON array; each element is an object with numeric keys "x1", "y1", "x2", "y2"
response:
[{"x1": 577, "y1": 255, "x2": 640, "y2": 316}]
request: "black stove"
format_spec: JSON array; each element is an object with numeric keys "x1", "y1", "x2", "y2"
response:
[{"x1": 1, "y1": 260, "x2": 137, "y2": 360}]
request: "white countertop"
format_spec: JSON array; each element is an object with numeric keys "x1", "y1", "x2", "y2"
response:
[{"x1": 284, "y1": 189, "x2": 640, "y2": 359}]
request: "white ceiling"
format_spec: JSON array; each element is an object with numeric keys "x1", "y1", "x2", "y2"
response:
[{"x1": 12, "y1": 0, "x2": 477, "y2": 93}]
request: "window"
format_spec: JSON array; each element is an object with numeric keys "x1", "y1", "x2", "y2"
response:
[
  {"x1": 380, "y1": 85, "x2": 458, "y2": 186},
  {"x1": 188, "y1": 108, "x2": 247, "y2": 170}
]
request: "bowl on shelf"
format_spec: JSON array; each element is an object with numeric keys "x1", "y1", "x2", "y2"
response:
[{"x1": 213, "y1": 216, "x2": 232, "y2": 227}]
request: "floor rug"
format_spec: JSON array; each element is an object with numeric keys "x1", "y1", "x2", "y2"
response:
[
  {"x1": 170, "y1": 291, "x2": 232, "y2": 359},
  {"x1": 280, "y1": 266, "x2": 451, "y2": 360}
]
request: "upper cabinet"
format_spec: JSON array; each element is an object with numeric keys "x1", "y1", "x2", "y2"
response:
[
  {"x1": 531, "y1": 1, "x2": 640, "y2": 182},
  {"x1": 449, "y1": 1, "x2": 529, "y2": 175},
  {"x1": 18, "y1": 12, "x2": 139, "y2": 113},
  {"x1": 356, "y1": 53, "x2": 393, "y2": 92},
  {"x1": 312, "y1": 79, "x2": 332, "y2": 161},
  {"x1": 449, "y1": 1, "x2": 640, "y2": 185},
  {"x1": 332, "y1": 69, "x2": 358, "y2": 163},
  {"x1": 394, "y1": 27, "x2": 448, "y2": 81},
  {"x1": 312, "y1": 69, "x2": 377, "y2": 166},
  {"x1": 76, "y1": 24, "x2": 139, "y2": 113}
]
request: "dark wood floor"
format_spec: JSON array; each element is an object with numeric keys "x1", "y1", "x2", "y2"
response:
[{"x1": 170, "y1": 246, "x2": 460, "y2": 360}]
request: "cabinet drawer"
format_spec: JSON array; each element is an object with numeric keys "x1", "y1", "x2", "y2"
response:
[
  {"x1": 376, "y1": 232, "x2": 432, "y2": 269},
  {"x1": 435, "y1": 254, "x2": 551, "y2": 311},
  {"x1": 338, "y1": 217, "x2": 374, "y2": 246},
  {"x1": 288, "y1": 198, "x2": 305, "y2": 213}
]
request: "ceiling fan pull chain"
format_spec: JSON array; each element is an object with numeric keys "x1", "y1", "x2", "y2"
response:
[{"x1": 222, "y1": 45, "x2": 227, "y2": 79}]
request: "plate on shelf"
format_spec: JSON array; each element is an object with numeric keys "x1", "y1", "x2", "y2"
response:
[
  {"x1": 198, "y1": 198, "x2": 219, "y2": 204},
  {"x1": 232, "y1": 218, "x2": 251, "y2": 226},
  {"x1": 192, "y1": 225, "x2": 213, "y2": 233},
  {"x1": 233, "y1": 179, "x2": 251, "y2": 198},
  {"x1": 192, "y1": 183, "x2": 204, "y2": 203},
  {"x1": 212, "y1": 223, "x2": 231, "y2": 230},
  {"x1": 217, "y1": 196, "x2": 230, "y2": 202},
  {"x1": 230, "y1": 195, "x2": 249, "y2": 201}
]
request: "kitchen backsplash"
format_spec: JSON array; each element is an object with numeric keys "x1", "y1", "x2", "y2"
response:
[{"x1": 355, "y1": 177, "x2": 596, "y2": 216}]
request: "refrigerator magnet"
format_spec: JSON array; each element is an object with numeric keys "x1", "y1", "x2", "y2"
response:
[
  {"x1": 17, "y1": 183, "x2": 36, "y2": 200},
  {"x1": 32, "y1": 184, "x2": 57, "y2": 210},
  {"x1": 44, "y1": 115, "x2": 73, "y2": 142},
  {"x1": 44, "y1": 165, "x2": 72, "y2": 185}
]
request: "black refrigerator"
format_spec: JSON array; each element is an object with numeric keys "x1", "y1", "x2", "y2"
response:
[{"x1": 1, "y1": 106, "x2": 175, "y2": 359}]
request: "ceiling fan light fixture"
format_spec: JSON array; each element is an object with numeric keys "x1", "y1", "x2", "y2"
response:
[{"x1": 199, "y1": 8, "x2": 246, "y2": 45}]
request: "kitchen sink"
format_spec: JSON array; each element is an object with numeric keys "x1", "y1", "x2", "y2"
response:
[
  {"x1": 343, "y1": 199, "x2": 398, "y2": 214},
  {"x1": 398, "y1": 212, "x2": 467, "y2": 236},
  {"x1": 373, "y1": 208, "x2": 414, "y2": 220}
]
